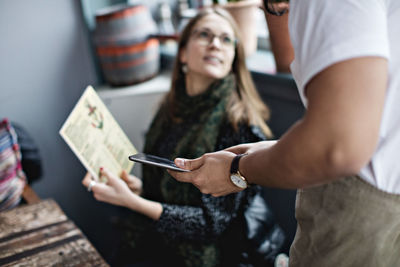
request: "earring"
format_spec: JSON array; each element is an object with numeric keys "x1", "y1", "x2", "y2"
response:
[{"x1": 182, "y1": 64, "x2": 188, "y2": 73}]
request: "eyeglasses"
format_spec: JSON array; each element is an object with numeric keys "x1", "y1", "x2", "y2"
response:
[
  {"x1": 191, "y1": 29, "x2": 237, "y2": 49},
  {"x1": 264, "y1": 0, "x2": 289, "y2": 16}
]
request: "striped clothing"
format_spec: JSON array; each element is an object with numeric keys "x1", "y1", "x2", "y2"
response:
[{"x1": 0, "y1": 118, "x2": 26, "y2": 210}]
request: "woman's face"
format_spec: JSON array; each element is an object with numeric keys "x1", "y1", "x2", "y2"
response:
[{"x1": 180, "y1": 13, "x2": 236, "y2": 81}]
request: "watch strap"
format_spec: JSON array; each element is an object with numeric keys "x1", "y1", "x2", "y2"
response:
[{"x1": 230, "y1": 153, "x2": 247, "y2": 174}]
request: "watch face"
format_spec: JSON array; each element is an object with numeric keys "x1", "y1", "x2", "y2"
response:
[{"x1": 230, "y1": 174, "x2": 247, "y2": 189}]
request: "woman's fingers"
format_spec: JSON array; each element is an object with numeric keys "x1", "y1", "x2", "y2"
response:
[
  {"x1": 100, "y1": 167, "x2": 119, "y2": 185},
  {"x1": 121, "y1": 170, "x2": 138, "y2": 186},
  {"x1": 120, "y1": 170, "x2": 142, "y2": 194},
  {"x1": 120, "y1": 170, "x2": 131, "y2": 184},
  {"x1": 82, "y1": 172, "x2": 93, "y2": 187}
]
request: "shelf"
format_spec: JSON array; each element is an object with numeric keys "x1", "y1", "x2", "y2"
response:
[{"x1": 96, "y1": 70, "x2": 171, "y2": 99}]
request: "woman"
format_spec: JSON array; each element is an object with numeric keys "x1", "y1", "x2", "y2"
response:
[{"x1": 83, "y1": 7, "x2": 285, "y2": 267}]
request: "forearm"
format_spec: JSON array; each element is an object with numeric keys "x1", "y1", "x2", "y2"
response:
[
  {"x1": 126, "y1": 194, "x2": 163, "y2": 221},
  {"x1": 264, "y1": 10, "x2": 294, "y2": 73},
  {"x1": 240, "y1": 120, "x2": 351, "y2": 189},
  {"x1": 241, "y1": 58, "x2": 387, "y2": 189}
]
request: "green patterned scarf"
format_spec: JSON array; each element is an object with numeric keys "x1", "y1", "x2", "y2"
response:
[
  {"x1": 145, "y1": 73, "x2": 235, "y2": 158},
  {"x1": 143, "y1": 73, "x2": 235, "y2": 202}
]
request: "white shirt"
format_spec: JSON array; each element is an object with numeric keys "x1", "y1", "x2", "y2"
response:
[{"x1": 289, "y1": 0, "x2": 400, "y2": 194}]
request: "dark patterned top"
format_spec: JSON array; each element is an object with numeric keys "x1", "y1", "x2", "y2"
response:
[{"x1": 154, "y1": 122, "x2": 265, "y2": 242}]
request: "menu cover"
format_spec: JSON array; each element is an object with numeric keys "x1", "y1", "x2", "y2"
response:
[{"x1": 59, "y1": 86, "x2": 136, "y2": 181}]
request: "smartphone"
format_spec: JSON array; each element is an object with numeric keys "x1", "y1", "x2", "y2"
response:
[{"x1": 128, "y1": 153, "x2": 190, "y2": 172}]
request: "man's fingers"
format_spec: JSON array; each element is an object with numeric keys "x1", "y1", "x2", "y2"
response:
[
  {"x1": 168, "y1": 169, "x2": 194, "y2": 183},
  {"x1": 169, "y1": 156, "x2": 205, "y2": 183},
  {"x1": 224, "y1": 144, "x2": 249, "y2": 154},
  {"x1": 174, "y1": 156, "x2": 204, "y2": 171}
]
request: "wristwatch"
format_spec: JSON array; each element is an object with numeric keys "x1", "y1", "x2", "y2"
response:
[{"x1": 230, "y1": 153, "x2": 248, "y2": 189}]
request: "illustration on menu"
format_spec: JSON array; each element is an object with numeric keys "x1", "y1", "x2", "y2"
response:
[{"x1": 59, "y1": 86, "x2": 137, "y2": 181}]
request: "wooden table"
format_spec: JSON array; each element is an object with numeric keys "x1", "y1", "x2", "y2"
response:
[{"x1": 0, "y1": 199, "x2": 109, "y2": 266}]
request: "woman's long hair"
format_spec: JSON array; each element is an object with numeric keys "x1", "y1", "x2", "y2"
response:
[{"x1": 165, "y1": 7, "x2": 272, "y2": 138}]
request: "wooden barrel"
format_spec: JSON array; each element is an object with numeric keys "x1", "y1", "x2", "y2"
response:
[{"x1": 93, "y1": 4, "x2": 160, "y2": 86}]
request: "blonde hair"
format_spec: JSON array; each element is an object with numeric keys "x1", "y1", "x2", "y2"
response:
[{"x1": 165, "y1": 7, "x2": 272, "y2": 138}]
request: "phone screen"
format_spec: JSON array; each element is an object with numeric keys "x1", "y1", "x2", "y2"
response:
[{"x1": 128, "y1": 153, "x2": 190, "y2": 172}]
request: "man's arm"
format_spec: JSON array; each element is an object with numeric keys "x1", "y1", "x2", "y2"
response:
[
  {"x1": 264, "y1": 10, "x2": 294, "y2": 73},
  {"x1": 241, "y1": 56, "x2": 388, "y2": 188}
]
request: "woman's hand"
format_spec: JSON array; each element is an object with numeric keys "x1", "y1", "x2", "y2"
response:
[
  {"x1": 120, "y1": 170, "x2": 143, "y2": 195},
  {"x1": 82, "y1": 168, "x2": 163, "y2": 220},
  {"x1": 82, "y1": 168, "x2": 140, "y2": 208}
]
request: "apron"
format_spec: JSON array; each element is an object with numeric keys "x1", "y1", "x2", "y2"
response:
[{"x1": 289, "y1": 175, "x2": 400, "y2": 267}]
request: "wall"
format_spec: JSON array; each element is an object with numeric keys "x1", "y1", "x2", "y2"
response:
[{"x1": 0, "y1": 0, "x2": 122, "y2": 262}]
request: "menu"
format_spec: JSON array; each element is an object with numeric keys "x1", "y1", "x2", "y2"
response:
[{"x1": 59, "y1": 86, "x2": 136, "y2": 181}]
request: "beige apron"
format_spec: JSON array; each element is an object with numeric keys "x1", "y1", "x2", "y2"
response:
[{"x1": 289, "y1": 176, "x2": 400, "y2": 267}]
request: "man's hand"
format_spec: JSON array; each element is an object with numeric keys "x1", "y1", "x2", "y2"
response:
[
  {"x1": 169, "y1": 150, "x2": 244, "y2": 197},
  {"x1": 169, "y1": 141, "x2": 279, "y2": 195}
]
